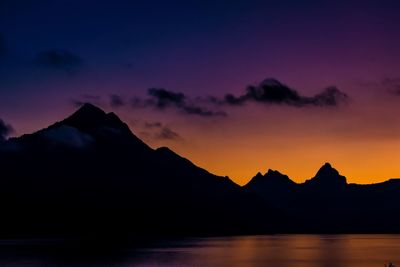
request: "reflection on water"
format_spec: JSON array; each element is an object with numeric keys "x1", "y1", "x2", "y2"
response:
[{"x1": 0, "y1": 235, "x2": 399, "y2": 267}]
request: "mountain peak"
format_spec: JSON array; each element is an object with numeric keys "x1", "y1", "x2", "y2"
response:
[
  {"x1": 20, "y1": 102, "x2": 151, "y2": 150},
  {"x1": 323, "y1": 162, "x2": 332, "y2": 168},
  {"x1": 306, "y1": 162, "x2": 347, "y2": 187},
  {"x1": 70, "y1": 103, "x2": 107, "y2": 120},
  {"x1": 55, "y1": 103, "x2": 125, "y2": 133},
  {"x1": 50, "y1": 103, "x2": 128, "y2": 136},
  {"x1": 245, "y1": 168, "x2": 296, "y2": 189},
  {"x1": 264, "y1": 169, "x2": 296, "y2": 184},
  {"x1": 79, "y1": 102, "x2": 104, "y2": 112},
  {"x1": 316, "y1": 162, "x2": 339, "y2": 177},
  {"x1": 254, "y1": 172, "x2": 263, "y2": 178},
  {"x1": 266, "y1": 169, "x2": 283, "y2": 176}
]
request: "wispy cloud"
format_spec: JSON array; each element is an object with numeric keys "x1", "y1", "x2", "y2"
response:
[
  {"x1": 155, "y1": 126, "x2": 181, "y2": 140},
  {"x1": 131, "y1": 88, "x2": 227, "y2": 117},
  {"x1": 382, "y1": 77, "x2": 400, "y2": 95},
  {"x1": 109, "y1": 94, "x2": 126, "y2": 108},
  {"x1": 34, "y1": 49, "x2": 83, "y2": 73},
  {"x1": 72, "y1": 77, "x2": 349, "y2": 121},
  {"x1": 217, "y1": 78, "x2": 349, "y2": 107},
  {"x1": 142, "y1": 121, "x2": 182, "y2": 141},
  {"x1": 0, "y1": 119, "x2": 14, "y2": 141}
]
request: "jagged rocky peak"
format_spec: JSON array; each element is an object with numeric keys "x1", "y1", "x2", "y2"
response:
[
  {"x1": 254, "y1": 172, "x2": 264, "y2": 179},
  {"x1": 75, "y1": 102, "x2": 106, "y2": 116},
  {"x1": 264, "y1": 169, "x2": 296, "y2": 185},
  {"x1": 245, "y1": 168, "x2": 296, "y2": 189},
  {"x1": 306, "y1": 162, "x2": 347, "y2": 187},
  {"x1": 265, "y1": 169, "x2": 285, "y2": 177}
]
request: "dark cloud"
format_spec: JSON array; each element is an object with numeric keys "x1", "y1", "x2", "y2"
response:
[
  {"x1": 182, "y1": 105, "x2": 227, "y2": 117},
  {"x1": 109, "y1": 94, "x2": 125, "y2": 108},
  {"x1": 220, "y1": 79, "x2": 349, "y2": 107},
  {"x1": 0, "y1": 119, "x2": 14, "y2": 141},
  {"x1": 148, "y1": 88, "x2": 185, "y2": 108},
  {"x1": 382, "y1": 77, "x2": 400, "y2": 94},
  {"x1": 132, "y1": 88, "x2": 227, "y2": 117},
  {"x1": 71, "y1": 78, "x2": 347, "y2": 121},
  {"x1": 39, "y1": 125, "x2": 94, "y2": 148},
  {"x1": 155, "y1": 126, "x2": 181, "y2": 140},
  {"x1": 144, "y1": 121, "x2": 162, "y2": 128},
  {"x1": 130, "y1": 97, "x2": 145, "y2": 108},
  {"x1": 34, "y1": 50, "x2": 83, "y2": 73},
  {"x1": 310, "y1": 86, "x2": 349, "y2": 106},
  {"x1": 363, "y1": 77, "x2": 400, "y2": 95},
  {"x1": 141, "y1": 121, "x2": 182, "y2": 141}
]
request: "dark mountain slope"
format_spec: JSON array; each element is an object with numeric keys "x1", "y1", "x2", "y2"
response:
[
  {"x1": 1, "y1": 103, "x2": 399, "y2": 237},
  {"x1": 0, "y1": 104, "x2": 274, "y2": 239}
]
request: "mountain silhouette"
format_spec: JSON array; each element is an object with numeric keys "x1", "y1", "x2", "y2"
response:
[
  {"x1": 0, "y1": 104, "x2": 274, "y2": 239},
  {"x1": 0, "y1": 103, "x2": 399, "y2": 239},
  {"x1": 304, "y1": 163, "x2": 347, "y2": 189},
  {"x1": 244, "y1": 169, "x2": 298, "y2": 210},
  {"x1": 245, "y1": 162, "x2": 400, "y2": 233}
]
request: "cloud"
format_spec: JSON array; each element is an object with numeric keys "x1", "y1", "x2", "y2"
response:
[
  {"x1": 34, "y1": 50, "x2": 83, "y2": 73},
  {"x1": 39, "y1": 125, "x2": 94, "y2": 148},
  {"x1": 220, "y1": 78, "x2": 349, "y2": 107},
  {"x1": 310, "y1": 86, "x2": 349, "y2": 106},
  {"x1": 155, "y1": 126, "x2": 181, "y2": 140},
  {"x1": 148, "y1": 88, "x2": 185, "y2": 108},
  {"x1": 182, "y1": 105, "x2": 227, "y2": 117},
  {"x1": 142, "y1": 121, "x2": 182, "y2": 141},
  {"x1": 144, "y1": 121, "x2": 162, "y2": 128},
  {"x1": 381, "y1": 77, "x2": 400, "y2": 94},
  {"x1": 0, "y1": 119, "x2": 14, "y2": 141},
  {"x1": 132, "y1": 88, "x2": 227, "y2": 117},
  {"x1": 109, "y1": 94, "x2": 126, "y2": 108},
  {"x1": 362, "y1": 77, "x2": 400, "y2": 95},
  {"x1": 71, "y1": 78, "x2": 348, "y2": 121},
  {"x1": 71, "y1": 100, "x2": 87, "y2": 108}
]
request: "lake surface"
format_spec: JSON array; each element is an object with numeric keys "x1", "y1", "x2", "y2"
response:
[{"x1": 0, "y1": 235, "x2": 399, "y2": 267}]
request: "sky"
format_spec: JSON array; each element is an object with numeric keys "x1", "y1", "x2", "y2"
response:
[{"x1": 1, "y1": 0, "x2": 400, "y2": 185}]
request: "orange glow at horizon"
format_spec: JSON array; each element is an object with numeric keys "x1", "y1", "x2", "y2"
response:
[
  {"x1": 11, "y1": 100, "x2": 400, "y2": 187},
  {"x1": 158, "y1": 135, "x2": 400, "y2": 186},
  {"x1": 133, "y1": 101, "x2": 400, "y2": 186}
]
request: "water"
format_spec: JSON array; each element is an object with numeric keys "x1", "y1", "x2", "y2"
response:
[{"x1": 0, "y1": 235, "x2": 399, "y2": 266}]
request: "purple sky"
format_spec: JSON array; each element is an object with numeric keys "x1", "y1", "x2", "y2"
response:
[{"x1": 1, "y1": 0, "x2": 400, "y2": 184}]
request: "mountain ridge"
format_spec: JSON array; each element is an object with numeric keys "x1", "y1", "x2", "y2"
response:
[
  {"x1": 0, "y1": 103, "x2": 276, "y2": 239},
  {"x1": 1, "y1": 103, "x2": 400, "y2": 237},
  {"x1": 4, "y1": 103, "x2": 397, "y2": 187}
]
